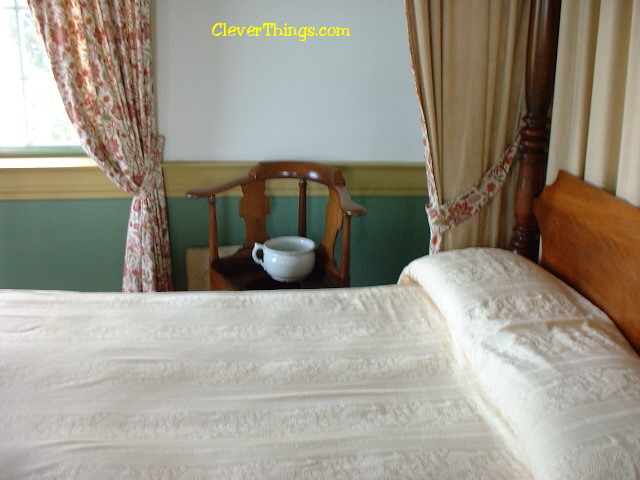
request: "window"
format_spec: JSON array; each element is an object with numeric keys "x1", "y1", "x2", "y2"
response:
[{"x1": 0, "y1": 0, "x2": 82, "y2": 156}]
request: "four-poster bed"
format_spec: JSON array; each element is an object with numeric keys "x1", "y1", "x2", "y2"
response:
[
  {"x1": 1, "y1": 0, "x2": 639, "y2": 478},
  {"x1": 510, "y1": 0, "x2": 561, "y2": 261}
]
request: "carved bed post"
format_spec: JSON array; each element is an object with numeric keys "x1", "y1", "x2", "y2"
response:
[{"x1": 510, "y1": 0, "x2": 561, "y2": 261}]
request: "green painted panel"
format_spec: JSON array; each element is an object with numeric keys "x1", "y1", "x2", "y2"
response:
[
  {"x1": 0, "y1": 199, "x2": 130, "y2": 291},
  {"x1": 0, "y1": 196, "x2": 429, "y2": 291},
  {"x1": 350, "y1": 196, "x2": 429, "y2": 286}
]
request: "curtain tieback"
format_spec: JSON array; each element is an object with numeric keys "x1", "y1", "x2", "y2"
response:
[
  {"x1": 135, "y1": 167, "x2": 162, "y2": 198},
  {"x1": 133, "y1": 135, "x2": 166, "y2": 198},
  {"x1": 426, "y1": 139, "x2": 520, "y2": 245}
]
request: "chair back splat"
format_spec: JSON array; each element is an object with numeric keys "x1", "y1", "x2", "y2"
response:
[{"x1": 186, "y1": 161, "x2": 367, "y2": 290}]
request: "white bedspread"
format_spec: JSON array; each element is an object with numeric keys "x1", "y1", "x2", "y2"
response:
[
  {"x1": 0, "y1": 283, "x2": 529, "y2": 479},
  {"x1": 2, "y1": 248, "x2": 640, "y2": 479}
]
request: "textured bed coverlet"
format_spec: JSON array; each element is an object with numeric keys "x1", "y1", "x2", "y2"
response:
[
  {"x1": 0, "y1": 284, "x2": 528, "y2": 479},
  {"x1": 2, "y1": 248, "x2": 640, "y2": 479}
]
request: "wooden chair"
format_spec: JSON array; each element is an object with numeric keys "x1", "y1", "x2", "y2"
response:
[{"x1": 186, "y1": 161, "x2": 367, "y2": 290}]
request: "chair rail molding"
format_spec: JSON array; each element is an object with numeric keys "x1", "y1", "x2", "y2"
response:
[{"x1": 1, "y1": 161, "x2": 427, "y2": 200}]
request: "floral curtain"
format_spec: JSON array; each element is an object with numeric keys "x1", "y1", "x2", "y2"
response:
[
  {"x1": 405, "y1": 0, "x2": 529, "y2": 253},
  {"x1": 28, "y1": 0, "x2": 172, "y2": 292}
]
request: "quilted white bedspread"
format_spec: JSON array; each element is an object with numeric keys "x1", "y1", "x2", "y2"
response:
[
  {"x1": 1, "y1": 248, "x2": 639, "y2": 479},
  {"x1": 0, "y1": 283, "x2": 529, "y2": 479}
]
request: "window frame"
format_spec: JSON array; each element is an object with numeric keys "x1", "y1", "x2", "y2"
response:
[
  {"x1": 0, "y1": 0, "x2": 83, "y2": 157},
  {"x1": 0, "y1": 146, "x2": 86, "y2": 158}
]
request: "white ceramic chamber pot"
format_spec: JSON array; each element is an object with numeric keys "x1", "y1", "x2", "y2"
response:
[{"x1": 251, "y1": 236, "x2": 316, "y2": 282}]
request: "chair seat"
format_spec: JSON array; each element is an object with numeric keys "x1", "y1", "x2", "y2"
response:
[
  {"x1": 186, "y1": 246, "x2": 240, "y2": 291},
  {"x1": 211, "y1": 251, "x2": 339, "y2": 290}
]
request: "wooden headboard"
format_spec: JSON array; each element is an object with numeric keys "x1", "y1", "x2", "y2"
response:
[
  {"x1": 506, "y1": 0, "x2": 640, "y2": 354},
  {"x1": 533, "y1": 172, "x2": 640, "y2": 354}
]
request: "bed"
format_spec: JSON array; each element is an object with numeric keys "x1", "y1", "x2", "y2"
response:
[
  {"x1": 2, "y1": 1, "x2": 640, "y2": 479},
  {"x1": 2, "y1": 176, "x2": 640, "y2": 480}
]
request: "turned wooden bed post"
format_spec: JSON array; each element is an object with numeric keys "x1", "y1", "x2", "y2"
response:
[{"x1": 510, "y1": 0, "x2": 562, "y2": 261}]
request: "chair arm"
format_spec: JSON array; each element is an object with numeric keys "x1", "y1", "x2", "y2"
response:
[
  {"x1": 185, "y1": 176, "x2": 253, "y2": 198},
  {"x1": 335, "y1": 185, "x2": 367, "y2": 216}
]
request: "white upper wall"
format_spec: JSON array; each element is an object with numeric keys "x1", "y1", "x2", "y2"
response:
[{"x1": 154, "y1": 0, "x2": 424, "y2": 163}]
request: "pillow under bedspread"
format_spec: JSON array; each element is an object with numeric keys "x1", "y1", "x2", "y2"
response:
[{"x1": 400, "y1": 248, "x2": 640, "y2": 480}]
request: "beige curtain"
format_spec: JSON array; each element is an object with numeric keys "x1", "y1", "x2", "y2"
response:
[
  {"x1": 405, "y1": 0, "x2": 530, "y2": 253},
  {"x1": 548, "y1": 0, "x2": 640, "y2": 206}
]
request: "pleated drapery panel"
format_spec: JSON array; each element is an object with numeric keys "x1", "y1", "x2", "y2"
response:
[
  {"x1": 548, "y1": 0, "x2": 640, "y2": 206},
  {"x1": 28, "y1": 0, "x2": 173, "y2": 291},
  {"x1": 405, "y1": 0, "x2": 530, "y2": 253}
]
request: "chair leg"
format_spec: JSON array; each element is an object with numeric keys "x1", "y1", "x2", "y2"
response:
[
  {"x1": 208, "y1": 196, "x2": 219, "y2": 262},
  {"x1": 340, "y1": 214, "x2": 351, "y2": 287},
  {"x1": 298, "y1": 178, "x2": 307, "y2": 238},
  {"x1": 208, "y1": 196, "x2": 219, "y2": 291}
]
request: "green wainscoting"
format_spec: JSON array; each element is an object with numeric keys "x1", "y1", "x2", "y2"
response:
[
  {"x1": 0, "y1": 196, "x2": 428, "y2": 291},
  {"x1": 0, "y1": 199, "x2": 130, "y2": 291}
]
